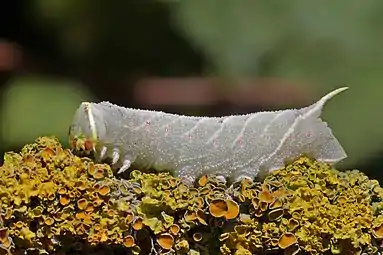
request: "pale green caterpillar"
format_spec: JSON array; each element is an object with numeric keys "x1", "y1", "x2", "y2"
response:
[{"x1": 69, "y1": 87, "x2": 348, "y2": 185}]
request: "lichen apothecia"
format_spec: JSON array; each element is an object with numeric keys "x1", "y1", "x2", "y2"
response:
[{"x1": 0, "y1": 137, "x2": 382, "y2": 255}]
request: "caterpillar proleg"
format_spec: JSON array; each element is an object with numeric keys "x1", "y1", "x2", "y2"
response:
[{"x1": 69, "y1": 87, "x2": 348, "y2": 185}]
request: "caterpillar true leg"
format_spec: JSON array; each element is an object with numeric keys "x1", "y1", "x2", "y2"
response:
[
  {"x1": 177, "y1": 164, "x2": 198, "y2": 186},
  {"x1": 180, "y1": 175, "x2": 196, "y2": 187},
  {"x1": 99, "y1": 146, "x2": 108, "y2": 160},
  {"x1": 227, "y1": 175, "x2": 253, "y2": 195},
  {"x1": 111, "y1": 148, "x2": 120, "y2": 165},
  {"x1": 234, "y1": 174, "x2": 253, "y2": 184},
  {"x1": 216, "y1": 175, "x2": 227, "y2": 185},
  {"x1": 117, "y1": 159, "x2": 132, "y2": 174}
]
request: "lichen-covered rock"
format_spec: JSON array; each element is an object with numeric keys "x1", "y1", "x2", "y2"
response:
[
  {"x1": 222, "y1": 157, "x2": 383, "y2": 255},
  {"x1": 0, "y1": 137, "x2": 143, "y2": 254},
  {"x1": 0, "y1": 137, "x2": 383, "y2": 255}
]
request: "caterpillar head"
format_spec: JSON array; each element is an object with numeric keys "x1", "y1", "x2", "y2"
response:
[{"x1": 69, "y1": 102, "x2": 107, "y2": 153}]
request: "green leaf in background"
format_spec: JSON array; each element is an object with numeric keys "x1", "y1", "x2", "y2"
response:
[{"x1": 0, "y1": 75, "x2": 95, "y2": 149}]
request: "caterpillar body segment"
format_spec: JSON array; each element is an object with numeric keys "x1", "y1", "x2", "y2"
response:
[{"x1": 69, "y1": 87, "x2": 348, "y2": 185}]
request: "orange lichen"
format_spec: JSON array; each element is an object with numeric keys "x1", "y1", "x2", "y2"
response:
[
  {"x1": 259, "y1": 187, "x2": 274, "y2": 203},
  {"x1": 123, "y1": 235, "x2": 135, "y2": 248},
  {"x1": 59, "y1": 195, "x2": 70, "y2": 206},
  {"x1": 220, "y1": 157, "x2": 383, "y2": 255},
  {"x1": 198, "y1": 175, "x2": 208, "y2": 187},
  {"x1": 77, "y1": 198, "x2": 88, "y2": 210},
  {"x1": 224, "y1": 199, "x2": 240, "y2": 220},
  {"x1": 93, "y1": 169, "x2": 105, "y2": 180},
  {"x1": 209, "y1": 199, "x2": 228, "y2": 218},
  {"x1": 0, "y1": 137, "x2": 143, "y2": 254},
  {"x1": 157, "y1": 233, "x2": 174, "y2": 250},
  {"x1": 373, "y1": 224, "x2": 383, "y2": 239},
  {"x1": 43, "y1": 217, "x2": 55, "y2": 226},
  {"x1": 169, "y1": 224, "x2": 180, "y2": 236},
  {"x1": 184, "y1": 211, "x2": 197, "y2": 222},
  {"x1": 0, "y1": 228, "x2": 9, "y2": 244},
  {"x1": 57, "y1": 187, "x2": 66, "y2": 195},
  {"x1": 98, "y1": 185, "x2": 110, "y2": 196},
  {"x1": 278, "y1": 232, "x2": 297, "y2": 249},
  {"x1": 132, "y1": 217, "x2": 144, "y2": 231},
  {"x1": 2, "y1": 136, "x2": 383, "y2": 255}
]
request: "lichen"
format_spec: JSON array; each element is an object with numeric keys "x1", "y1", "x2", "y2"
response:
[
  {"x1": 0, "y1": 137, "x2": 383, "y2": 255},
  {"x1": 222, "y1": 157, "x2": 383, "y2": 255},
  {"x1": 0, "y1": 137, "x2": 141, "y2": 254}
]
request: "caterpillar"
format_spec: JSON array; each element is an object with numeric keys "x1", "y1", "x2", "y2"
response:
[{"x1": 69, "y1": 87, "x2": 348, "y2": 185}]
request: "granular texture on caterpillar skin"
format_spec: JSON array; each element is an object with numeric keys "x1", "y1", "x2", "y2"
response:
[
  {"x1": 1, "y1": 136, "x2": 383, "y2": 255},
  {"x1": 69, "y1": 87, "x2": 349, "y2": 185}
]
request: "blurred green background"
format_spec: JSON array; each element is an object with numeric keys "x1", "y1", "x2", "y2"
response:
[{"x1": 1, "y1": 0, "x2": 383, "y2": 179}]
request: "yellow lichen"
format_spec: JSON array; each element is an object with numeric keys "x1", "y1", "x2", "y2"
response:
[
  {"x1": 221, "y1": 156, "x2": 383, "y2": 255},
  {"x1": 1, "y1": 137, "x2": 383, "y2": 255},
  {"x1": 0, "y1": 137, "x2": 142, "y2": 254}
]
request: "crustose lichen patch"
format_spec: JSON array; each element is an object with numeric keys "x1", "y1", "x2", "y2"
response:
[{"x1": 0, "y1": 136, "x2": 382, "y2": 255}]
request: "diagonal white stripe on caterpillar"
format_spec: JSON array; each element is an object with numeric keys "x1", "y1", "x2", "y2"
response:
[{"x1": 69, "y1": 87, "x2": 348, "y2": 185}]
